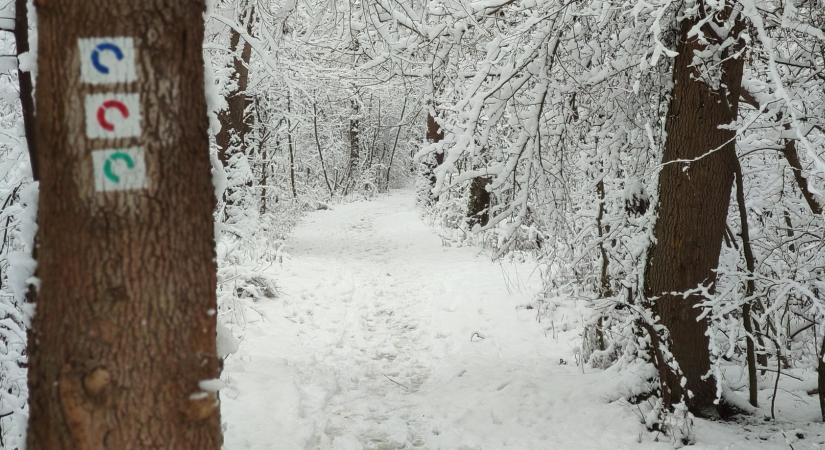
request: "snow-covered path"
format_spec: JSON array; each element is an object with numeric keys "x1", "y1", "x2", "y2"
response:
[{"x1": 220, "y1": 190, "x2": 797, "y2": 450}]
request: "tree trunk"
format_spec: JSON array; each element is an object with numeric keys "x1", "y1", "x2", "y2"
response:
[
  {"x1": 385, "y1": 95, "x2": 408, "y2": 191},
  {"x1": 28, "y1": 1, "x2": 221, "y2": 449},
  {"x1": 734, "y1": 159, "x2": 758, "y2": 407},
  {"x1": 422, "y1": 111, "x2": 444, "y2": 204},
  {"x1": 216, "y1": 2, "x2": 254, "y2": 167},
  {"x1": 426, "y1": 112, "x2": 444, "y2": 162},
  {"x1": 286, "y1": 91, "x2": 297, "y2": 199},
  {"x1": 347, "y1": 96, "x2": 361, "y2": 193},
  {"x1": 740, "y1": 91, "x2": 823, "y2": 216},
  {"x1": 644, "y1": 7, "x2": 745, "y2": 416},
  {"x1": 782, "y1": 132, "x2": 823, "y2": 215},
  {"x1": 15, "y1": 0, "x2": 37, "y2": 180},
  {"x1": 312, "y1": 100, "x2": 333, "y2": 197},
  {"x1": 595, "y1": 177, "x2": 610, "y2": 352},
  {"x1": 819, "y1": 338, "x2": 825, "y2": 421},
  {"x1": 467, "y1": 176, "x2": 491, "y2": 227}
]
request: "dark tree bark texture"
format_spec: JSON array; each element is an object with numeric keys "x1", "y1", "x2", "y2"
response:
[
  {"x1": 216, "y1": 2, "x2": 254, "y2": 167},
  {"x1": 644, "y1": 7, "x2": 745, "y2": 416},
  {"x1": 28, "y1": 1, "x2": 221, "y2": 449},
  {"x1": 467, "y1": 176, "x2": 491, "y2": 227}
]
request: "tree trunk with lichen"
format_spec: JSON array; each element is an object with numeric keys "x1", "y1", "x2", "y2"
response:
[
  {"x1": 27, "y1": 1, "x2": 221, "y2": 449},
  {"x1": 644, "y1": 6, "x2": 744, "y2": 417}
]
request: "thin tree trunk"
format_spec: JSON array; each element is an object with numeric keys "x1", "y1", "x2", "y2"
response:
[
  {"x1": 819, "y1": 337, "x2": 825, "y2": 421},
  {"x1": 733, "y1": 158, "x2": 758, "y2": 407},
  {"x1": 286, "y1": 91, "x2": 296, "y2": 199},
  {"x1": 14, "y1": 0, "x2": 37, "y2": 180},
  {"x1": 776, "y1": 116, "x2": 825, "y2": 419},
  {"x1": 368, "y1": 96, "x2": 379, "y2": 169},
  {"x1": 257, "y1": 131, "x2": 271, "y2": 214},
  {"x1": 28, "y1": 1, "x2": 221, "y2": 449},
  {"x1": 385, "y1": 95, "x2": 407, "y2": 191},
  {"x1": 595, "y1": 177, "x2": 610, "y2": 351},
  {"x1": 781, "y1": 132, "x2": 823, "y2": 215},
  {"x1": 255, "y1": 105, "x2": 274, "y2": 215},
  {"x1": 347, "y1": 95, "x2": 361, "y2": 193},
  {"x1": 312, "y1": 100, "x2": 333, "y2": 197},
  {"x1": 260, "y1": 159, "x2": 269, "y2": 213},
  {"x1": 644, "y1": 6, "x2": 745, "y2": 416},
  {"x1": 740, "y1": 91, "x2": 822, "y2": 216}
]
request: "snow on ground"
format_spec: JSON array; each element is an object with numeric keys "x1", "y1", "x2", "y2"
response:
[{"x1": 221, "y1": 189, "x2": 825, "y2": 450}]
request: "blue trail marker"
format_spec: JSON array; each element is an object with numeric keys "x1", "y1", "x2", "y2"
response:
[
  {"x1": 91, "y1": 42, "x2": 124, "y2": 75},
  {"x1": 78, "y1": 37, "x2": 137, "y2": 85}
]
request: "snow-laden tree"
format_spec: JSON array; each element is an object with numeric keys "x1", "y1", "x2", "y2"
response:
[{"x1": 408, "y1": 0, "x2": 825, "y2": 434}]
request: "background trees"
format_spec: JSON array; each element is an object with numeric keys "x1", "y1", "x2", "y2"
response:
[
  {"x1": 401, "y1": 0, "x2": 825, "y2": 434},
  {"x1": 206, "y1": 0, "x2": 825, "y2": 430}
]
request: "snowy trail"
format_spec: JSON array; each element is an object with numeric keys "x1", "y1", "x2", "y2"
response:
[{"x1": 220, "y1": 190, "x2": 789, "y2": 450}]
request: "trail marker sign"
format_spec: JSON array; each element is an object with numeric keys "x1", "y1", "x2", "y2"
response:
[
  {"x1": 79, "y1": 36, "x2": 146, "y2": 194},
  {"x1": 91, "y1": 147, "x2": 148, "y2": 192},
  {"x1": 78, "y1": 37, "x2": 137, "y2": 84},
  {"x1": 85, "y1": 93, "x2": 141, "y2": 139}
]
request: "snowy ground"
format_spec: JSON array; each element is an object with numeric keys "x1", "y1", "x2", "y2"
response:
[{"x1": 221, "y1": 189, "x2": 825, "y2": 450}]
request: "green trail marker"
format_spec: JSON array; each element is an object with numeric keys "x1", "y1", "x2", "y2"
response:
[{"x1": 92, "y1": 147, "x2": 147, "y2": 192}]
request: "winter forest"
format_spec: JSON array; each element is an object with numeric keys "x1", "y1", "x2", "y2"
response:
[{"x1": 0, "y1": 0, "x2": 825, "y2": 448}]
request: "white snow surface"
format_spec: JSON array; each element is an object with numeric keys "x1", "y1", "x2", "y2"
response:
[{"x1": 221, "y1": 190, "x2": 824, "y2": 450}]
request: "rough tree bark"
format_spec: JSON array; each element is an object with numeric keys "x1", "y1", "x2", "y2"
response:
[
  {"x1": 644, "y1": 6, "x2": 745, "y2": 416},
  {"x1": 216, "y1": 1, "x2": 254, "y2": 167},
  {"x1": 28, "y1": 1, "x2": 221, "y2": 449}
]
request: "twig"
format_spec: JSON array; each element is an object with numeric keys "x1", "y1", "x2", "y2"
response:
[{"x1": 383, "y1": 374, "x2": 410, "y2": 391}]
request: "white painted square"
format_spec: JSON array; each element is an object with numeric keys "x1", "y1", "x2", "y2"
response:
[
  {"x1": 92, "y1": 148, "x2": 148, "y2": 192},
  {"x1": 85, "y1": 93, "x2": 142, "y2": 140},
  {"x1": 78, "y1": 37, "x2": 137, "y2": 85}
]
